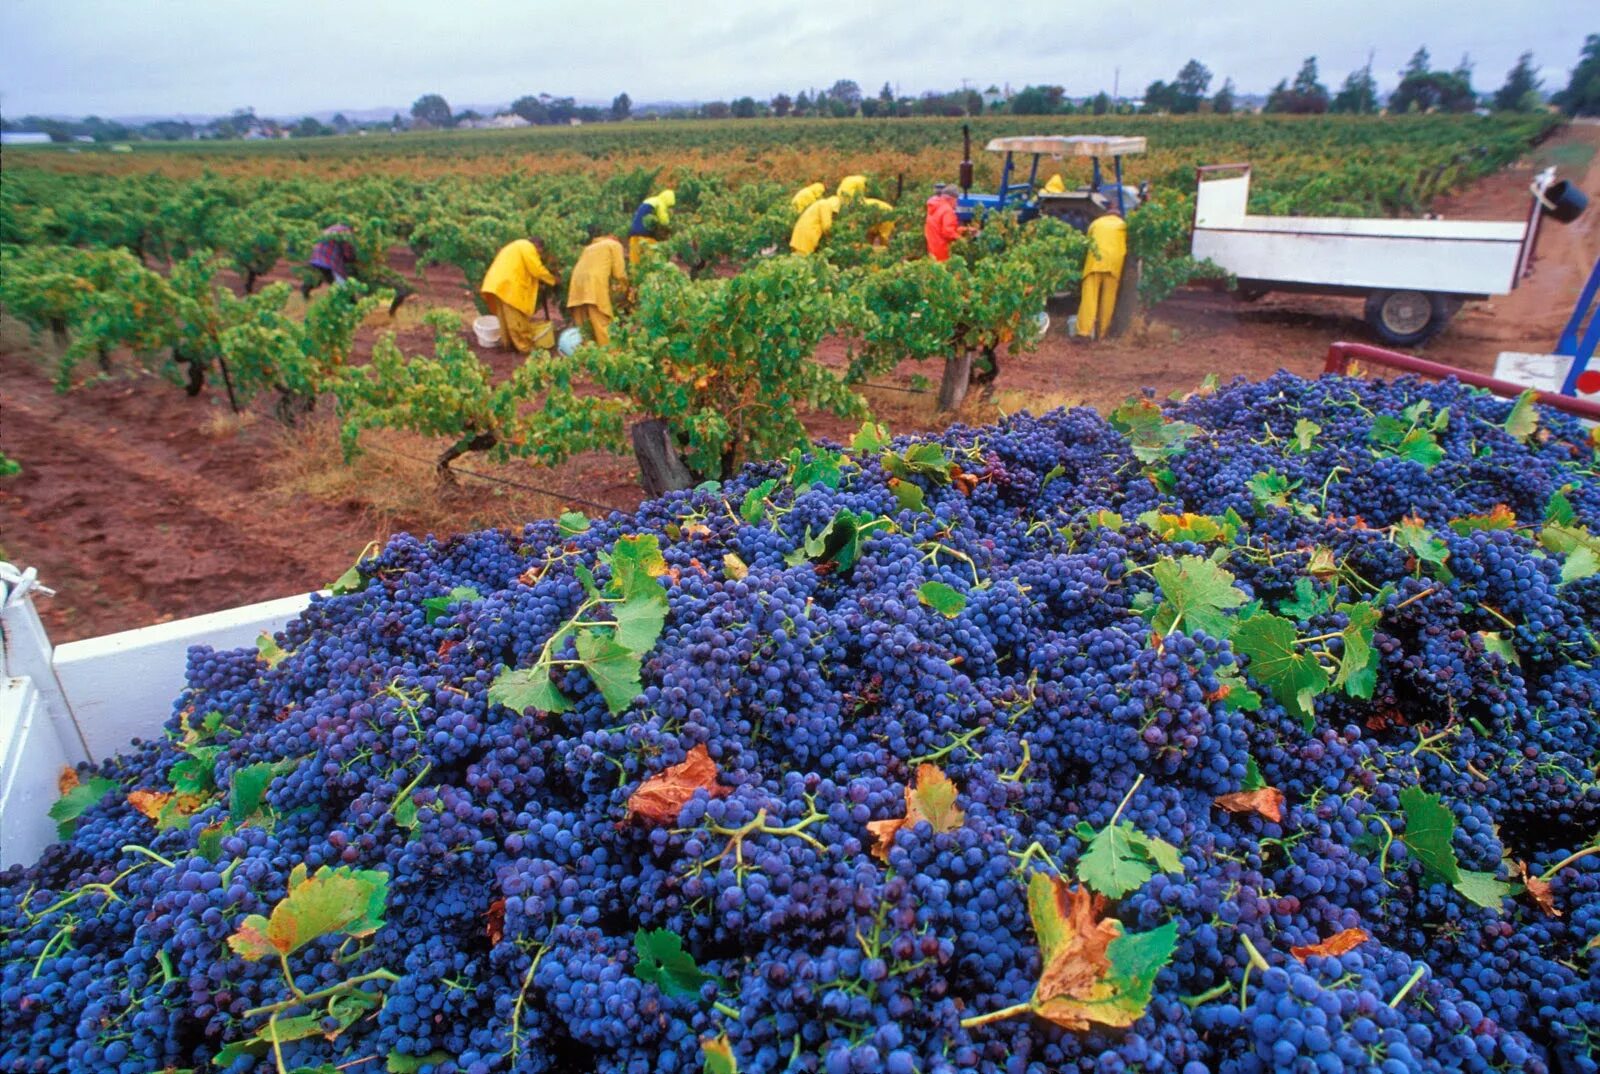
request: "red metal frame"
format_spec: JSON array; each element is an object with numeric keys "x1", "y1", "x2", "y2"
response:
[{"x1": 1323, "y1": 341, "x2": 1600, "y2": 421}]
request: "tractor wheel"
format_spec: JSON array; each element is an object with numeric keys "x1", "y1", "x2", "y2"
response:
[{"x1": 1363, "y1": 290, "x2": 1455, "y2": 347}]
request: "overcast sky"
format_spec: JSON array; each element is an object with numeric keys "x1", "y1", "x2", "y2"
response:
[{"x1": 0, "y1": 0, "x2": 1593, "y2": 119}]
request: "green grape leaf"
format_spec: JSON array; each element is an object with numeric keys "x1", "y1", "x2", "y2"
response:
[
  {"x1": 1290, "y1": 418, "x2": 1321, "y2": 454},
  {"x1": 489, "y1": 663, "x2": 571, "y2": 715},
  {"x1": 1545, "y1": 489, "x2": 1575, "y2": 526},
  {"x1": 633, "y1": 928, "x2": 711, "y2": 996},
  {"x1": 1449, "y1": 505, "x2": 1518, "y2": 534},
  {"x1": 788, "y1": 447, "x2": 844, "y2": 490},
  {"x1": 701, "y1": 1034, "x2": 738, "y2": 1074},
  {"x1": 1394, "y1": 517, "x2": 1451, "y2": 574},
  {"x1": 1503, "y1": 390, "x2": 1539, "y2": 442},
  {"x1": 613, "y1": 591, "x2": 668, "y2": 655},
  {"x1": 49, "y1": 776, "x2": 118, "y2": 839},
  {"x1": 230, "y1": 758, "x2": 299, "y2": 828},
  {"x1": 576, "y1": 628, "x2": 644, "y2": 714},
  {"x1": 1278, "y1": 579, "x2": 1334, "y2": 621},
  {"x1": 387, "y1": 1050, "x2": 455, "y2": 1073},
  {"x1": 1233, "y1": 612, "x2": 1328, "y2": 731},
  {"x1": 1398, "y1": 786, "x2": 1461, "y2": 885},
  {"x1": 1109, "y1": 398, "x2": 1198, "y2": 463},
  {"x1": 740, "y1": 479, "x2": 778, "y2": 524},
  {"x1": 422, "y1": 585, "x2": 482, "y2": 625},
  {"x1": 557, "y1": 511, "x2": 590, "y2": 536},
  {"x1": 218, "y1": 991, "x2": 380, "y2": 1064},
  {"x1": 1247, "y1": 471, "x2": 1300, "y2": 514},
  {"x1": 256, "y1": 632, "x2": 289, "y2": 668},
  {"x1": 197, "y1": 821, "x2": 228, "y2": 863},
  {"x1": 1478, "y1": 631, "x2": 1519, "y2": 665},
  {"x1": 917, "y1": 581, "x2": 967, "y2": 618},
  {"x1": 882, "y1": 442, "x2": 954, "y2": 483},
  {"x1": 1212, "y1": 670, "x2": 1262, "y2": 712},
  {"x1": 850, "y1": 421, "x2": 891, "y2": 453},
  {"x1": 1242, "y1": 756, "x2": 1267, "y2": 792},
  {"x1": 608, "y1": 534, "x2": 668, "y2": 601},
  {"x1": 1332, "y1": 596, "x2": 1387, "y2": 700},
  {"x1": 1040, "y1": 463, "x2": 1067, "y2": 490},
  {"x1": 1076, "y1": 820, "x2": 1183, "y2": 899},
  {"x1": 889, "y1": 477, "x2": 928, "y2": 514},
  {"x1": 1540, "y1": 522, "x2": 1600, "y2": 584},
  {"x1": 1455, "y1": 869, "x2": 1513, "y2": 910},
  {"x1": 227, "y1": 864, "x2": 389, "y2": 961},
  {"x1": 1150, "y1": 555, "x2": 1246, "y2": 639},
  {"x1": 1090, "y1": 509, "x2": 1125, "y2": 531},
  {"x1": 170, "y1": 744, "x2": 223, "y2": 795},
  {"x1": 1138, "y1": 510, "x2": 1239, "y2": 544}
]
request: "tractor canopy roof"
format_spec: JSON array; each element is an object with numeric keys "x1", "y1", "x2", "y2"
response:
[{"x1": 983, "y1": 135, "x2": 1147, "y2": 157}]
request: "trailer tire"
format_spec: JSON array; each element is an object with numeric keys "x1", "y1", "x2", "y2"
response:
[{"x1": 1363, "y1": 290, "x2": 1453, "y2": 347}]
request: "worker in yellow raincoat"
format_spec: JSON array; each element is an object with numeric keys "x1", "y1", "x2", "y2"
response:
[
  {"x1": 1076, "y1": 211, "x2": 1127, "y2": 340},
  {"x1": 790, "y1": 195, "x2": 843, "y2": 255},
  {"x1": 836, "y1": 175, "x2": 867, "y2": 199},
  {"x1": 862, "y1": 197, "x2": 896, "y2": 246},
  {"x1": 791, "y1": 181, "x2": 826, "y2": 214},
  {"x1": 479, "y1": 238, "x2": 558, "y2": 353},
  {"x1": 1042, "y1": 173, "x2": 1067, "y2": 194},
  {"x1": 629, "y1": 190, "x2": 675, "y2": 265},
  {"x1": 565, "y1": 231, "x2": 627, "y2": 346}
]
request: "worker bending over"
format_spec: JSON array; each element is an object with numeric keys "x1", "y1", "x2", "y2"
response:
[
  {"x1": 566, "y1": 230, "x2": 627, "y2": 346},
  {"x1": 1076, "y1": 212, "x2": 1127, "y2": 340},
  {"x1": 836, "y1": 175, "x2": 867, "y2": 200},
  {"x1": 479, "y1": 238, "x2": 558, "y2": 353},
  {"x1": 924, "y1": 185, "x2": 968, "y2": 263},
  {"x1": 790, "y1": 195, "x2": 843, "y2": 255},
  {"x1": 301, "y1": 223, "x2": 412, "y2": 314},
  {"x1": 791, "y1": 181, "x2": 826, "y2": 214},
  {"x1": 629, "y1": 189, "x2": 675, "y2": 265},
  {"x1": 862, "y1": 198, "x2": 896, "y2": 246}
]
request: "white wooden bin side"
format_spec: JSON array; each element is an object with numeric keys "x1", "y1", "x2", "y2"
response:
[
  {"x1": 52, "y1": 592, "x2": 317, "y2": 760},
  {"x1": 1, "y1": 677, "x2": 69, "y2": 869}
]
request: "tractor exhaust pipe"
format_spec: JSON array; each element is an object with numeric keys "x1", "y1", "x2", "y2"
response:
[{"x1": 960, "y1": 124, "x2": 974, "y2": 194}]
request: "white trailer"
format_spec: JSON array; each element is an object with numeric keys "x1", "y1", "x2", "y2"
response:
[{"x1": 1190, "y1": 164, "x2": 1565, "y2": 346}]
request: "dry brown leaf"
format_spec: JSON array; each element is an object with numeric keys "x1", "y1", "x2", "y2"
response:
[
  {"x1": 1031, "y1": 880, "x2": 1144, "y2": 1031},
  {"x1": 626, "y1": 744, "x2": 730, "y2": 825},
  {"x1": 1214, "y1": 787, "x2": 1286, "y2": 824},
  {"x1": 1515, "y1": 861, "x2": 1559, "y2": 917},
  {"x1": 868, "y1": 764, "x2": 965, "y2": 862},
  {"x1": 58, "y1": 766, "x2": 80, "y2": 796},
  {"x1": 128, "y1": 789, "x2": 173, "y2": 820},
  {"x1": 486, "y1": 897, "x2": 506, "y2": 944},
  {"x1": 1291, "y1": 927, "x2": 1369, "y2": 962}
]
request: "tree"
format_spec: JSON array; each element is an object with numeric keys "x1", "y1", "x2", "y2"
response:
[
  {"x1": 828, "y1": 80, "x2": 863, "y2": 111},
  {"x1": 411, "y1": 94, "x2": 453, "y2": 129},
  {"x1": 964, "y1": 89, "x2": 984, "y2": 116},
  {"x1": 878, "y1": 82, "x2": 896, "y2": 115},
  {"x1": 292, "y1": 116, "x2": 332, "y2": 138},
  {"x1": 794, "y1": 90, "x2": 813, "y2": 116},
  {"x1": 1010, "y1": 85, "x2": 1065, "y2": 115},
  {"x1": 771, "y1": 93, "x2": 793, "y2": 117},
  {"x1": 511, "y1": 95, "x2": 550, "y2": 124},
  {"x1": 612, "y1": 92, "x2": 632, "y2": 121},
  {"x1": 1390, "y1": 49, "x2": 1477, "y2": 113},
  {"x1": 1493, "y1": 52, "x2": 1542, "y2": 111},
  {"x1": 731, "y1": 96, "x2": 758, "y2": 118},
  {"x1": 1555, "y1": 33, "x2": 1600, "y2": 116},
  {"x1": 1331, "y1": 60, "x2": 1379, "y2": 114},
  {"x1": 1142, "y1": 80, "x2": 1177, "y2": 113},
  {"x1": 1092, "y1": 91, "x2": 1111, "y2": 115},
  {"x1": 1173, "y1": 59, "x2": 1213, "y2": 113},
  {"x1": 1211, "y1": 78, "x2": 1236, "y2": 115},
  {"x1": 702, "y1": 101, "x2": 731, "y2": 119},
  {"x1": 860, "y1": 97, "x2": 881, "y2": 118},
  {"x1": 1265, "y1": 57, "x2": 1329, "y2": 113}
]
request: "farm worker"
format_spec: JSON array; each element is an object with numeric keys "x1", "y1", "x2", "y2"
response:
[
  {"x1": 479, "y1": 238, "x2": 559, "y2": 353},
  {"x1": 790, "y1": 195, "x2": 843, "y2": 255},
  {"x1": 924, "y1": 185, "x2": 966, "y2": 263},
  {"x1": 302, "y1": 224, "x2": 413, "y2": 314},
  {"x1": 836, "y1": 174, "x2": 868, "y2": 200},
  {"x1": 862, "y1": 197, "x2": 896, "y2": 246},
  {"x1": 566, "y1": 231, "x2": 628, "y2": 346},
  {"x1": 629, "y1": 189, "x2": 676, "y2": 265},
  {"x1": 1043, "y1": 173, "x2": 1067, "y2": 194},
  {"x1": 791, "y1": 181, "x2": 826, "y2": 214},
  {"x1": 1076, "y1": 212, "x2": 1128, "y2": 340}
]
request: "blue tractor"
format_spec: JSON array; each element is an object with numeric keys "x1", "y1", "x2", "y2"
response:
[{"x1": 953, "y1": 127, "x2": 1149, "y2": 231}]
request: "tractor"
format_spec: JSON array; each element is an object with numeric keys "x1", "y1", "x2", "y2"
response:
[{"x1": 952, "y1": 126, "x2": 1149, "y2": 230}]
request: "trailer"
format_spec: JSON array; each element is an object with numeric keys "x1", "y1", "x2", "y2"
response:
[{"x1": 1191, "y1": 164, "x2": 1586, "y2": 346}]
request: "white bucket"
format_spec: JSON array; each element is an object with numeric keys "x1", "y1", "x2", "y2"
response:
[
  {"x1": 472, "y1": 315, "x2": 502, "y2": 347},
  {"x1": 557, "y1": 327, "x2": 584, "y2": 356}
]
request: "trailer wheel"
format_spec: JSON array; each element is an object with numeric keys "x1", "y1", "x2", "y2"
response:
[{"x1": 1364, "y1": 290, "x2": 1453, "y2": 346}]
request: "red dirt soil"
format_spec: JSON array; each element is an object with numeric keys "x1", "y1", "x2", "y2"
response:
[{"x1": 3, "y1": 122, "x2": 1597, "y2": 641}]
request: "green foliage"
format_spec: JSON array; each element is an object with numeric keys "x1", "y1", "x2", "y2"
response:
[
  {"x1": 633, "y1": 928, "x2": 712, "y2": 996},
  {"x1": 1149, "y1": 555, "x2": 1247, "y2": 638},
  {"x1": 1397, "y1": 787, "x2": 1512, "y2": 909},
  {"x1": 227, "y1": 863, "x2": 389, "y2": 961},
  {"x1": 49, "y1": 777, "x2": 118, "y2": 839},
  {"x1": 917, "y1": 581, "x2": 968, "y2": 617}
]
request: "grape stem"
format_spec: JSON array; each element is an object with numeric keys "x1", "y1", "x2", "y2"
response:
[
  {"x1": 121, "y1": 844, "x2": 176, "y2": 869},
  {"x1": 1108, "y1": 773, "x2": 1146, "y2": 828},
  {"x1": 243, "y1": 969, "x2": 399, "y2": 1018},
  {"x1": 1539, "y1": 843, "x2": 1600, "y2": 883},
  {"x1": 1387, "y1": 963, "x2": 1428, "y2": 1008},
  {"x1": 959, "y1": 1000, "x2": 1032, "y2": 1029}
]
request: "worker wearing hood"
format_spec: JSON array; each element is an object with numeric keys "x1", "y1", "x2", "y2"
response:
[
  {"x1": 836, "y1": 175, "x2": 867, "y2": 199},
  {"x1": 790, "y1": 195, "x2": 843, "y2": 255},
  {"x1": 479, "y1": 238, "x2": 558, "y2": 353},
  {"x1": 791, "y1": 181, "x2": 826, "y2": 214},
  {"x1": 1076, "y1": 212, "x2": 1128, "y2": 340},
  {"x1": 629, "y1": 190, "x2": 675, "y2": 265}
]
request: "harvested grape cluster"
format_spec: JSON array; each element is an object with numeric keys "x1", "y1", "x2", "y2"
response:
[{"x1": 4, "y1": 373, "x2": 1599, "y2": 1074}]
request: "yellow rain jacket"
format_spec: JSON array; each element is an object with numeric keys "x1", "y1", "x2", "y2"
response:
[
  {"x1": 566, "y1": 237, "x2": 627, "y2": 316},
  {"x1": 1077, "y1": 214, "x2": 1128, "y2": 339},
  {"x1": 791, "y1": 182, "x2": 826, "y2": 214},
  {"x1": 863, "y1": 197, "x2": 896, "y2": 243},
  {"x1": 790, "y1": 195, "x2": 842, "y2": 255},
  {"x1": 1084, "y1": 213, "x2": 1127, "y2": 276},
  {"x1": 836, "y1": 175, "x2": 867, "y2": 199},
  {"x1": 480, "y1": 239, "x2": 557, "y2": 316},
  {"x1": 1043, "y1": 173, "x2": 1067, "y2": 194}
]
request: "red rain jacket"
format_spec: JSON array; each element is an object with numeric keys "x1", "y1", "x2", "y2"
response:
[{"x1": 924, "y1": 196, "x2": 962, "y2": 262}]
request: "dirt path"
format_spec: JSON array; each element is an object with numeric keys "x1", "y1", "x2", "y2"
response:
[{"x1": 4, "y1": 122, "x2": 1596, "y2": 641}]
